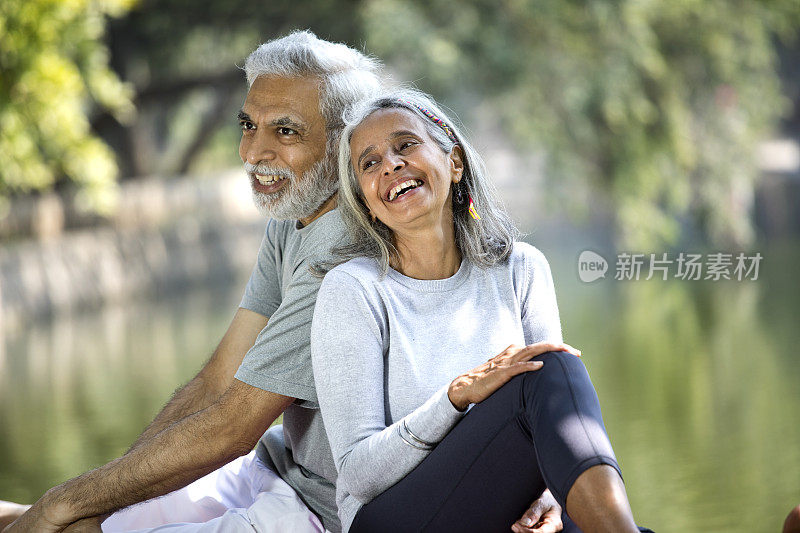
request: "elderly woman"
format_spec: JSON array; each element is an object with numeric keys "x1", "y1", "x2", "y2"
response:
[{"x1": 311, "y1": 90, "x2": 644, "y2": 533}]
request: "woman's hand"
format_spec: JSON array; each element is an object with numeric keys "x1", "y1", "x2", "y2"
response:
[{"x1": 447, "y1": 342, "x2": 581, "y2": 411}]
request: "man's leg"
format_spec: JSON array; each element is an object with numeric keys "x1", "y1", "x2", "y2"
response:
[
  {"x1": 102, "y1": 451, "x2": 324, "y2": 533},
  {"x1": 102, "y1": 453, "x2": 259, "y2": 531}
]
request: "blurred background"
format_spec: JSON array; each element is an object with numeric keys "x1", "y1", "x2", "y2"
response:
[{"x1": 1, "y1": 1, "x2": 799, "y2": 532}]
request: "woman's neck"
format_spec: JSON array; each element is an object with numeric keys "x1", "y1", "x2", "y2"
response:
[{"x1": 392, "y1": 220, "x2": 461, "y2": 280}]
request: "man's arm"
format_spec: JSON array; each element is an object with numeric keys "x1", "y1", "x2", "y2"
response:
[
  {"x1": 7, "y1": 380, "x2": 294, "y2": 533},
  {"x1": 129, "y1": 307, "x2": 269, "y2": 449}
]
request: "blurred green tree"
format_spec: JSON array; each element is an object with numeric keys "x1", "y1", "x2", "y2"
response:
[
  {"x1": 0, "y1": 0, "x2": 135, "y2": 215},
  {"x1": 2, "y1": 0, "x2": 798, "y2": 248},
  {"x1": 361, "y1": 0, "x2": 800, "y2": 249},
  {"x1": 93, "y1": 0, "x2": 362, "y2": 179}
]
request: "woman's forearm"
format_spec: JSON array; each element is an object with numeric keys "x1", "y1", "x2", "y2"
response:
[{"x1": 332, "y1": 386, "x2": 464, "y2": 503}]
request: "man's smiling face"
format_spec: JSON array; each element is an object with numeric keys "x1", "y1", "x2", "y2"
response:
[{"x1": 238, "y1": 75, "x2": 336, "y2": 224}]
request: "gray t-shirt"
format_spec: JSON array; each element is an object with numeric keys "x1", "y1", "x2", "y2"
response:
[
  {"x1": 236, "y1": 208, "x2": 347, "y2": 532},
  {"x1": 311, "y1": 243, "x2": 563, "y2": 532}
]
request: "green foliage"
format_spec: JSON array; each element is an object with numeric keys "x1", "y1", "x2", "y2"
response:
[
  {"x1": 1, "y1": 0, "x2": 797, "y2": 247},
  {"x1": 0, "y1": 0, "x2": 135, "y2": 215},
  {"x1": 93, "y1": 0, "x2": 364, "y2": 178},
  {"x1": 361, "y1": 0, "x2": 800, "y2": 249}
]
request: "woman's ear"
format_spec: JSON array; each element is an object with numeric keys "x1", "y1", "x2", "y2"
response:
[{"x1": 449, "y1": 145, "x2": 465, "y2": 183}]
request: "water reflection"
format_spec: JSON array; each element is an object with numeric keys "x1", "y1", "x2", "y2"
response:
[
  {"x1": 1, "y1": 244, "x2": 798, "y2": 533},
  {"x1": 0, "y1": 280, "x2": 246, "y2": 503},
  {"x1": 549, "y1": 243, "x2": 800, "y2": 533}
]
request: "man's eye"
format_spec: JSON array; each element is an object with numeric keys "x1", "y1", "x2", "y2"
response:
[
  {"x1": 362, "y1": 159, "x2": 378, "y2": 171},
  {"x1": 278, "y1": 127, "x2": 297, "y2": 136},
  {"x1": 240, "y1": 121, "x2": 255, "y2": 131}
]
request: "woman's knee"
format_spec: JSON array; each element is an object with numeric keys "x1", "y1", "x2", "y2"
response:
[{"x1": 524, "y1": 350, "x2": 588, "y2": 383}]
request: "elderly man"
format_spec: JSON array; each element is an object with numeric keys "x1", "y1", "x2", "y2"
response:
[{"x1": 2, "y1": 31, "x2": 563, "y2": 533}]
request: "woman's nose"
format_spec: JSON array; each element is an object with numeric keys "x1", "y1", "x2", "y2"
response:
[{"x1": 382, "y1": 155, "x2": 405, "y2": 176}]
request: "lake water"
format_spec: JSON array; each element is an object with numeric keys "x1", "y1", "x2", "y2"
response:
[{"x1": 1, "y1": 238, "x2": 798, "y2": 533}]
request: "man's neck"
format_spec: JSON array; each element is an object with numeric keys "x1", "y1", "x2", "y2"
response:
[{"x1": 298, "y1": 193, "x2": 338, "y2": 228}]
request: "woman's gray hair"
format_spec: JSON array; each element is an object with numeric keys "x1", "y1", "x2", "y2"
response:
[
  {"x1": 244, "y1": 30, "x2": 382, "y2": 134},
  {"x1": 327, "y1": 88, "x2": 519, "y2": 275}
]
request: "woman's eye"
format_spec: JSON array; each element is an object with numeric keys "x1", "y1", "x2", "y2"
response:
[
  {"x1": 399, "y1": 140, "x2": 416, "y2": 151},
  {"x1": 362, "y1": 159, "x2": 377, "y2": 171}
]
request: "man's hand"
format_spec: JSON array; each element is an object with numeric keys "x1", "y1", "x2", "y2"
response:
[
  {"x1": 5, "y1": 512, "x2": 104, "y2": 533},
  {"x1": 511, "y1": 489, "x2": 563, "y2": 533},
  {"x1": 2, "y1": 497, "x2": 69, "y2": 533},
  {"x1": 0, "y1": 501, "x2": 30, "y2": 531}
]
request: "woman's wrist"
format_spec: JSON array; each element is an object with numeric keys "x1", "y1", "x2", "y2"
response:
[{"x1": 447, "y1": 381, "x2": 469, "y2": 412}]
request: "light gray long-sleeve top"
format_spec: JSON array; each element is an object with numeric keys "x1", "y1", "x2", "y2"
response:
[{"x1": 310, "y1": 242, "x2": 563, "y2": 532}]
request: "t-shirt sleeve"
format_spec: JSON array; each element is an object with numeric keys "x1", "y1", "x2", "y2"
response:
[
  {"x1": 312, "y1": 269, "x2": 465, "y2": 505},
  {"x1": 519, "y1": 244, "x2": 564, "y2": 344},
  {"x1": 235, "y1": 251, "x2": 321, "y2": 405},
  {"x1": 239, "y1": 222, "x2": 283, "y2": 317}
]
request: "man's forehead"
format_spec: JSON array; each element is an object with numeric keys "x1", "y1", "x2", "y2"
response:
[{"x1": 242, "y1": 75, "x2": 323, "y2": 123}]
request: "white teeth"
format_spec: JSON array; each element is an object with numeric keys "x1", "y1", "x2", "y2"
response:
[
  {"x1": 388, "y1": 180, "x2": 422, "y2": 201},
  {"x1": 255, "y1": 174, "x2": 285, "y2": 185}
]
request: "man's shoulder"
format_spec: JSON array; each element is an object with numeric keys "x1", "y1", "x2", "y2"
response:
[
  {"x1": 265, "y1": 217, "x2": 297, "y2": 238},
  {"x1": 296, "y1": 209, "x2": 348, "y2": 257},
  {"x1": 262, "y1": 210, "x2": 344, "y2": 248},
  {"x1": 303, "y1": 209, "x2": 347, "y2": 240},
  {"x1": 258, "y1": 218, "x2": 297, "y2": 254}
]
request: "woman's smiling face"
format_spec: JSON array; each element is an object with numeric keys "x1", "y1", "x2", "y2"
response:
[{"x1": 350, "y1": 108, "x2": 463, "y2": 235}]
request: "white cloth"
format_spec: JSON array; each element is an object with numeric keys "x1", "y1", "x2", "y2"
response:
[{"x1": 101, "y1": 452, "x2": 325, "y2": 533}]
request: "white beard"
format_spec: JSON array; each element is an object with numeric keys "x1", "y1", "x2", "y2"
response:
[{"x1": 247, "y1": 153, "x2": 338, "y2": 222}]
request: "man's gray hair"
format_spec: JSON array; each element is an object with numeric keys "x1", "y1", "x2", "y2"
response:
[
  {"x1": 328, "y1": 88, "x2": 519, "y2": 275},
  {"x1": 244, "y1": 30, "x2": 382, "y2": 133}
]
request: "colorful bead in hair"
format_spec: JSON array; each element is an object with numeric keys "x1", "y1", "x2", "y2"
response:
[
  {"x1": 468, "y1": 194, "x2": 481, "y2": 220},
  {"x1": 400, "y1": 100, "x2": 458, "y2": 143}
]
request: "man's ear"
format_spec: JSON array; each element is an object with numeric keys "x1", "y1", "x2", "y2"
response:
[{"x1": 449, "y1": 145, "x2": 465, "y2": 183}]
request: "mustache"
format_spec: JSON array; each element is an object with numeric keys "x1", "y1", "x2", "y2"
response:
[{"x1": 244, "y1": 162, "x2": 295, "y2": 179}]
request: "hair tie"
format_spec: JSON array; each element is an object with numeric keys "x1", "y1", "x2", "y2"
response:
[{"x1": 400, "y1": 100, "x2": 458, "y2": 143}]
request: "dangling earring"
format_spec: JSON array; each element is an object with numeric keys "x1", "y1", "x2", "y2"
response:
[{"x1": 453, "y1": 182, "x2": 466, "y2": 205}]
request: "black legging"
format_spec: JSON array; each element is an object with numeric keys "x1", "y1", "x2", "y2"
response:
[{"x1": 349, "y1": 351, "x2": 623, "y2": 533}]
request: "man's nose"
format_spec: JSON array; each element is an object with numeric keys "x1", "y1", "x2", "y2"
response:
[{"x1": 243, "y1": 132, "x2": 278, "y2": 166}]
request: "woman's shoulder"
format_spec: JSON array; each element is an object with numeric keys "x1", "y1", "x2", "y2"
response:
[
  {"x1": 508, "y1": 241, "x2": 552, "y2": 272},
  {"x1": 323, "y1": 257, "x2": 383, "y2": 288}
]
